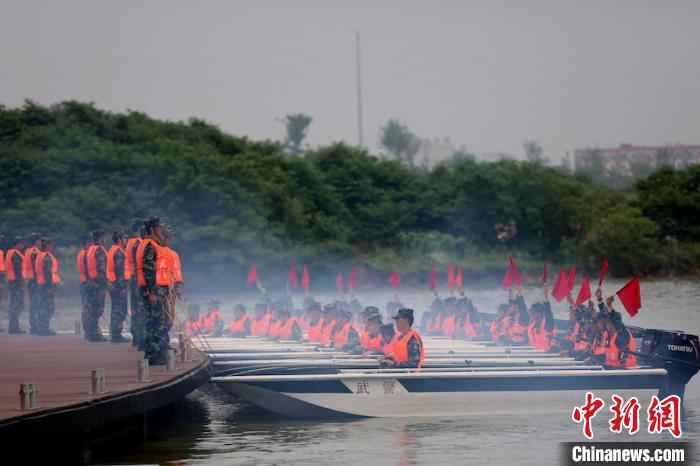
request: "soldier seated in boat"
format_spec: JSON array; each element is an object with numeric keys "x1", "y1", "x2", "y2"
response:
[
  {"x1": 251, "y1": 303, "x2": 272, "y2": 337},
  {"x1": 226, "y1": 304, "x2": 251, "y2": 337},
  {"x1": 502, "y1": 290, "x2": 529, "y2": 345},
  {"x1": 274, "y1": 307, "x2": 303, "y2": 341},
  {"x1": 332, "y1": 309, "x2": 361, "y2": 352},
  {"x1": 304, "y1": 300, "x2": 324, "y2": 342},
  {"x1": 382, "y1": 308, "x2": 425, "y2": 369},
  {"x1": 380, "y1": 323, "x2": 396, "y2": 357},
  {"x1": 361, "y1": 308, "x2": 384, "y2": 353}
]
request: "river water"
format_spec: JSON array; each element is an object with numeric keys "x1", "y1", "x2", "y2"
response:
[{"x1": 94, "y1": 279, "x2": 700, "y2": 466}]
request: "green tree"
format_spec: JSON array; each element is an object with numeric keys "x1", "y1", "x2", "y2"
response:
[
  {"x1": 379, "y1": 119, "x2": 420, "y2": 167},
  {"x1": 282, "y1": 113, "x2": 312, "y2": 155}
]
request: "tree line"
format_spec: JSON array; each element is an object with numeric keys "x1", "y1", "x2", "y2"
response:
[{"x1": 0, "y1": 101, "x2": 697, "y2": 290}]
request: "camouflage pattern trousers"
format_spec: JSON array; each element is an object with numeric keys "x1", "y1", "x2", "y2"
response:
[
  {"x1": 84, "y1": 281, "x2": 107, "y2": 339},
  {"x1": 27, "y1": 281, "x2": 40, "y2": 334},
  {"x1": 37, "y1": 285, "x2": 55, "y2": 334},
  {"x1": 142, "y1": 286, "x2": 170, "y2": 364},
  {"x1": 130, "y1": 279, "x2": 145, "y2": 350},
  {"x1": 8, "y1": 280, "x2": 24, "y2": 332},
  {"x1": 109, "y1": 282, "x2": 128, "y2": 338},
  {"x1": 80, "y1": 282, "x2": 89, "y2": 335}
]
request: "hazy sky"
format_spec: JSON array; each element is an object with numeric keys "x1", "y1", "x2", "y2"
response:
[{"x1": 2, "y1": 1, "x2": 698, "y2": 161}]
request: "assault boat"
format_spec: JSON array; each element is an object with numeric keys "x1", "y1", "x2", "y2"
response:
[{"x1": 202, "y1": 328, "x2": 699, "y2": 419}]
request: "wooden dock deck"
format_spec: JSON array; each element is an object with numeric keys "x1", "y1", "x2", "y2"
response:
[{"x1": 0, "y1": 333, "x2": 210, "y2": 462}]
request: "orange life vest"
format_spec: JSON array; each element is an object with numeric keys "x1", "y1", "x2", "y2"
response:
[
  {"x1": 124, "y1": 237, "x2": 141, "y2": 280},
  {"x1": 333, "y1": 322, "x2": 354, "y2": 348},
  {"x1": 364, "y1": 333, "x2": 384, "y2": 352},
  {"x1": 21, "y1": 246, "x2": 39, "y2": 280},
  {"x1": 86, "y1": 244, "x2": 107, "y2": 280},
  {"x1": 392, "y1": 329, "x2": 425, "y2": 368},
  {"x1": 202, "y1": 310, "x2": 221, "y2": 333},
  {"x1": 307, "y1": 318, "x2": 325, "y2": 342},
  {"x1": 35, "y1": 251, "x2": 61, "y2": 285},
  {"x1": 320, "y1": 319, "x2": 336, "y2": 346},
  {"x1": 106, "y1": 245, "x2": 125, "y2": 283},
  {"x1": 228, "y1": 315, "x2": 251, "y2": 334},
  {"x1": 5, "y1": 249, "x2": 23, "y2": 282},
  {"x1": 135, "y1": 239, "x2": 166, "y2": 288},
  {"x1": 507, "y1": 320, "x2": 528, "y2": 343},
  {"x1": 442, "y1": 315, "x2": 456, "y2": 338},
  {"x1": 0, "y1": 249, "x2": 4, "y2": 273},
  {"x1": 76, "y1": 248, "x2": 87, "y2": 283},
  {"x1": 428, "y1": 315, "x2": 443, "y2": 334},
  {"x1": 268, "y1": 320, "x2": 282, "y2": 339},
  {"x1": 605, "y1": 329, "x2": 637, "y2": 368},
  {"x1": 592, "y1": 330, "x2": 609, "y2": 356},
  {"x1": 251, "y1": 313, "x2": 271, "y2": 336},
  {"x1": 462, "y1": 314, "x2": 479, "y2": 338},
  {"x1": 278, "y1": 318, "x2": 298, "y2": 339},
  {"x1": 161, "y1": 246, "x2": 183, "y2": 285}
]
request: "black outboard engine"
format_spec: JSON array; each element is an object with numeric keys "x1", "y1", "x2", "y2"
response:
[{"x1": 638, "y1": 329, "x2": 700, "y2": 400}]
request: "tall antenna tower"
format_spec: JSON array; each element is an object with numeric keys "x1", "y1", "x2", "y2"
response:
[{"x1": 355, "y1": 32, "x2": 364, "y2": 148}]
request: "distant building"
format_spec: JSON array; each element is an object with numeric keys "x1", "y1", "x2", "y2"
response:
[
  {"x1": 478, "y1": 152, "x2": 516, "y2": 163},
  {"x1": 574, "y1": 144, "x2": 700, "y2": 175}
]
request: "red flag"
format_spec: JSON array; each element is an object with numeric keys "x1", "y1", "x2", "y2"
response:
[
  {"x1": 567, "y1": 266, "x2": 577, "y2": 295},
  {"x1": 455, "y1": 267, "x2": 463, "y2": 289},
  {"x1": 336, "y1": 272, "x2": 344, "y2": 293},
  {"x1": 542, "y1": 262, "x2": 549, "y2": 284},
  {"x1": 616, "y1": 277, "x2": 641, "y2": 317},
  {"x1": 429, "y1": 265, "x2": 438, "y2": 290},
  {"x1": 552, "y1": 268, "x2": 568, "y2": 302},
  {"x1": 575, "y1": 275, "x2": 592, "y2": 306},
  {"x1": 246, "y1": 264, "x2": 257, "y2": 288},
  {"x1": 502, "y1": 266, "x2": 513, "y2": 289},
  {"x1": 288, "y1": 262, "x2": 297, "y2": 289},
  {"x1": 509, "y1": 257, "x2": 522, "y2": 288},
  {"x1": 389, "y1": 272, "x2": 400, "y2": 288},
  {"x1": 301, "y1": 264, "x2": 310, "y2": 291},
  {"x1": 598, "y1": 260, "x2": 609, "y2": 287},
  {"x1": 447, "y1": 263, "x2": 455, "y2": 290},
  {"x1": 349, "y1": 266, "x2": 358, "y2": 290}
]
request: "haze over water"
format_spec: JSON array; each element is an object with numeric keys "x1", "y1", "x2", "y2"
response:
[{"x1": 96, "y1": 279, "x2": 700, "y2": 466}]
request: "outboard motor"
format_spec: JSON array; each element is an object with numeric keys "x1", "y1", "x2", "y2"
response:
[{"x1": 638, "y1": 329, "x2": 700, "y2": 400}]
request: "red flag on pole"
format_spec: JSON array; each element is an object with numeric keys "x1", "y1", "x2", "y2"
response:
[
  {"x1": 566, "y1": 266, "x2": 577, "y2": 295},
  {"x1": 616, "y1": 277, "x2": 642, "y2": 317},
  {"x1": 575, "y1": 275, "x2": 592, "y2": 306},
  {"x1": 429, "y1": 265, "x2": 438, "y2": 290},
  {"x1": 349, "y1": 266, "x2": 358, "y2": 290},
  {"x1": 502, "y1": 266, "x2": 513, "y2": 289},
  {"x1": 598, "y1": 260, "x2": 609, "y2": 287},
  {"x1": 455, "y1": 267, "x2": 463, "y2": 289},
  {"x1": 447, "y1": 263, "x2": 455, "y2": 290},
  {"x1": 542, "y1": 262, "x2": 549, "y2": 284},
  {"x1": 301, "y1": 264, "x2": 310, "y2": 291},
  {"x1": 509, "y1": 257, "x2": 522, "y2": 288},
  {"x1": 336, "y1": 272, "x2": 344, "y2": 293},
  {"x1": 246, "y1": 264, "x2": 257, "y2": 288},
  {"x1": 288, "y1": 262, "x2": 297, "y2": 289},
  {"x1": 552, "y1": 268, "x2": 568, "y2": 302},
  {"x1": 389, "y1": 272, "x2": 400, "y2": 289}
]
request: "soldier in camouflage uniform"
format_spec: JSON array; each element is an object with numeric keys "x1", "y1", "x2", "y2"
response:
[
  {"x1": 36, "y1": 239, "x2": 59, "y2": 336},
  {"x1": 77, "y1": 236, "x2": 91, "y2": 337},
  {"x1": 139, "y1": 217, "x2": 170, "y2": 365},
  {"x1": 108, "y1": 231, "x2": 129, "y2": 343},
  {"x1": 23, "y1": 233, "x2": 42, "y2": 334},
  {"x1": 0, "y1": 234, "x2": 6, "y2": 332},
  {"x1": 85, "y1": 230, "x2": 108, "y2": 342},
  {"x1": 127, "y1": 220, "x2": 145, "y2": 350},
  {"x1": 6, "y1": 237, "x2": 26, "y2": 333}
]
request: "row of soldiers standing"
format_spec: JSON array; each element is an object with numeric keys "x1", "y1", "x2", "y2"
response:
[
  {"x1": 75, "y1": 217, "x2": 183, "y2": 364},
  {"x1": 2, "y1": 234, "x2": 61, "y2": 335}
]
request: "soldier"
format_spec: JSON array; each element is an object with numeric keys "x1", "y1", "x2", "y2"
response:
[
  {"x1": 5, "y1": 237, "x2": 26, "y2": 333},
  {"x1": 124, "y1": 219, "x2": 143, "y2": 349},
  {"x1": 106, "y1": 231, "x2": 128, "y2": 343},
  {"x1": 76, "y1": 236, "x2": 90, "y2": 336},
  {"x1": 136, "y1": 217, "x2": 170, "y2": 365},
  {"x1": 35, "y1": 239, "x2": 61, "y2": 335},
  {"x1": 85, "y1": 230, "x2": 108, "y2": 342},
  {"x1": 22, "y1": 233, "x2": 42, "y2": 334},
  {"x1": 160, "y1": 225, "x2": 183, "y2": 334}
]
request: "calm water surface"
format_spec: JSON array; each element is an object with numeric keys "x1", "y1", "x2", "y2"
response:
[{"x1": 96, "y1": 279, "x2": 700, "y2": 466}]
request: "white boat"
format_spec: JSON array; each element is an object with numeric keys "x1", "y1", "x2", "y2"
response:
[{"x1": 202, "y1": 327, "x2": 700, "y2": 418}]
